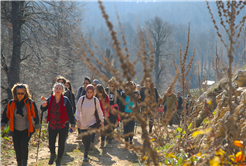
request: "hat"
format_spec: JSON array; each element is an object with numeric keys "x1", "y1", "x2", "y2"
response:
[
  {"x1": 92, "y1": 79, "x2": 100, "y2": 85},
  {"x1": 85, "y1": 84, "x2": 94, "y2": 92}
]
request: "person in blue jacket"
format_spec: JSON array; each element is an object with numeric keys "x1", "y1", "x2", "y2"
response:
[{"x1": 121, "y1": 81, "x2": 137, "y2": 145}]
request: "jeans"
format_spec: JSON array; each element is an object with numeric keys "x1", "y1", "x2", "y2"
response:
[
  {"x1": 123, "y1": 120, "x2": 135, "y2": 142},
  {"x1": 80, "y1": 123, "x2": 97, "y2": 154},
  {"x1": 12, "y1": 129, "x2": 32, "y2": 163},
  {"x1": 101, "y1": 120, "x2": 108, "y2": 142},
  {"x1": 106, "y1": 114, "x2": 117, "y2": 141},
  {"x1": 48, "y1": 125, "x2": 68, "y2": 159}
]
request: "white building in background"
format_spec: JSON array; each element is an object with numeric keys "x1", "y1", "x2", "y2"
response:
[{"x1": 202, "y1": 80, "x2": 215, "y2": 86}]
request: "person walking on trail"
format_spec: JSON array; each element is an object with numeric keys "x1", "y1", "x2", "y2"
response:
[
  {"x1": 105, "y1": 77, "x2": 123, "y2": 143},
  {"x1": 140, "y1": 78, "x2": 159, "y2": 134},
  {"x1": 75, "y1": 76, "x2": 91, "y2": 135},
  {"x1": 176, "y1": 91, "x2": 183, "y2": 124},
  {"x1": 92, "y1": 79, "x2": 100, "y2": 96},
  {"x1": 56, "y1": 76, "x2": 75, "y2": 113},
  {"x1": 75, "y1": 84, "x2": 104, "y2": 162},
  {"x1": 136, "y1": 84, "x2": 141, "y2": 93},
  {"x1": 95, "y1": 84, "x2": 109, "y2": 148},
  {"x1": 1, "y1": 84, "x2": 40, "y2": 166},
  {"x1": 66, "y1": 80, "x2": 76, "y2": 114},
  {"x1": 76, "y1": 76, "x2": 91, "y2": 102},
  {"x1": 163, "y1": 87, "x2": 178, "y2": 128},
  {"x1": 121, "y1": 81, "x2": 137, "y2": 145},
  {"x1": 186, "y1": 94, "x2": 193, "y2": 114},
  {"x1": 41, "y1": 83, "x2": 76, "y2": 166}
]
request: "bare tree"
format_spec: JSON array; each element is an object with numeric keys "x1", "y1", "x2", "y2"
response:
[
  {"x1": 145, "y1": 16, "x2": 173, "y2": 90},
  {"x1": 1, "y1": 1, "x2": 85, "y2": 100},
  {"x1": 93, "y1": 48, "x2": 115, "y2": 79},
  {"x1": 212, "y1": 41, "x2": 227, "y2": 81}
]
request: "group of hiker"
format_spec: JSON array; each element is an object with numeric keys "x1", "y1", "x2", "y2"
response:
[{"x1": 1, "y1": 75, "x2": 194, "y2": 166}]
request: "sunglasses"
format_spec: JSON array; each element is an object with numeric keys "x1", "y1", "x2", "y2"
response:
[
  {"x1": 84, "y1": 82, "x2": 89, "y2": 85},
  {"x1": 110, "y1": 86, "x2": 114, "y2": 88},
  {"x1": 17, "y1": 92, "x2": 25, "y2": 95},
  {"x1": 16, "y1": 85, "x2": 26, "y2": 89}
]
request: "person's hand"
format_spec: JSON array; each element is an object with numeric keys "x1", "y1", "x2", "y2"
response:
[
  {"x1": 42, "y1": 101, "x2": 47, "y2": 107},
  {"x1": 35, "y1": 129, "x2": 39, "y2": 132},
  {"x1": 1, "y1": 126, "x2": 4, "y2": 132},
  {"x1": 77, "y1": 120, "x2": 81, "y2": 128},
  {"x1": 70, "y1": 127, "x2": 76, "y2": 132},
  {"x1": 101, "y1": 123, "x2": 104, "y2": 128},
  {"x1": 41, "y1": 95, "x2": 46, "y2": 101}
]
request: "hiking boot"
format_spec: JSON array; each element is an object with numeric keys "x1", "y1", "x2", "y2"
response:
[
  {"x1": 90, "y1": 143, "x2": 94, "y2": 150},
  {"x1": 48, "y1": 153, "x2": 56, "y2": 165},
  {"x1": 83, "y1": 153, "x2": 89, "y2": 162},
  {"x1": 100, "y1": 141, "x2": 105, "y2": 148},
  {"x1": 21, "y1": 160, "x2": 27, "y2": 166},
  {"x1": 130, "y1": 141, "x2": 133, "y2": 145},
  {"x1": 56, "y1": 158, "x2": 61, "y2": 166}
]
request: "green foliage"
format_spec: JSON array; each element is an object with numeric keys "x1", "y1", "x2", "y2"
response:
[
  {"x1": 213, "y1": 110, "x2": 216, "y2": 115},
  {"x1": 3, "y1": 126, "x2": 10, "y2": 134}
]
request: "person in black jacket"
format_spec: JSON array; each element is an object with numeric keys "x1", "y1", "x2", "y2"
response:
[
  {"x1": 140, "y1": 78, "x2": 159, "y2": 133},
  {"x1": 1, "y1": 83, "x2": 40, "y2": 166},
  {"x1": 65, "y1": 80, "x2": 76, "y2": 114},
  {"x1": 76, "y1": 76, "x2": 91, "y2": 102},
  {"x1": 105, "y1": 77, "x2": 123, "y2": 143},
  {"x1": 41, "y1": 83, "x2": 75, "y2": 166}
]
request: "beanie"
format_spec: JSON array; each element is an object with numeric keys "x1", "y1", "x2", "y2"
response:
[{"x1": 85, "y1": 84, "x2": 94, "y2": 92}]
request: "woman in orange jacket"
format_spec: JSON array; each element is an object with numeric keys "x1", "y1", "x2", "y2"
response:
[{"x1": 1, "y1": 84, "x2": 40, "y2": 166}]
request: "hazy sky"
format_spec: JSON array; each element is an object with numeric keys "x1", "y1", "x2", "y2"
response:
[{"x1": 82, "y1": 1, "x2": 245, "y2": 33}]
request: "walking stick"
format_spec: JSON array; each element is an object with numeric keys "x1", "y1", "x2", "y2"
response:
[{"x1": 36, "y1": 110, "x2": 43, "y2": 162}]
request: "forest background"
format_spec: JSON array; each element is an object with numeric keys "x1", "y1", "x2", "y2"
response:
[{"x1": 1, "y1": 1, "x2": 246, "y2": 108}]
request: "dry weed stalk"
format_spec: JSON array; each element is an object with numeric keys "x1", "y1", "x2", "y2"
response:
[
  {"x1": 172, "y1": 22, "x2": 195, "y2": 137},
  {"x1": 73, "y1": 1, "x2": 171, "y2": 165}
]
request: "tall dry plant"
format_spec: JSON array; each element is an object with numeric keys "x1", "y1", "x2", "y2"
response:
[
  {"x1": 172, "y1": 22, "x2": 195, "y2": 135},
  {"x1": 212, "y1": 41, "x2": 227, "y2": 82},
  {"x1": 206, "y1": 0, "x2": 246, "y2": 113},
  {"x1": 72, "y1": 1, "x2": 173, "y2": 165}
]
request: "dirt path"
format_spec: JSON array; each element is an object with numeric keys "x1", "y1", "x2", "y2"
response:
[{"x1": 1, "y1": 127, "x2": 141, "y2": 166}]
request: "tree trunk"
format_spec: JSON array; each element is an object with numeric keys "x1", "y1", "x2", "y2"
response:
[
  {"x1": 7, "y1": 1, "x2": 23, "y2": 99},
  {"x1": 155, "y1": 46, "x2": 160, "y2": 89}
]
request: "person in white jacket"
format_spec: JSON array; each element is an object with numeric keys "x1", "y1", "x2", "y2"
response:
[{"x1": 75, "y1": 84, "x2": 104, "y2": 162}]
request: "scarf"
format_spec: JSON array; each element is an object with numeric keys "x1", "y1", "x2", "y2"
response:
[
  {"x1": 47, "y1": 95, "x2": 69, "y2": 124},
  {"x1": 7, "y1": 98, "x2": 36, "y2": 137},
  {"x1": 16, "y1": 99, "x2": 25, "y2": 117}
]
